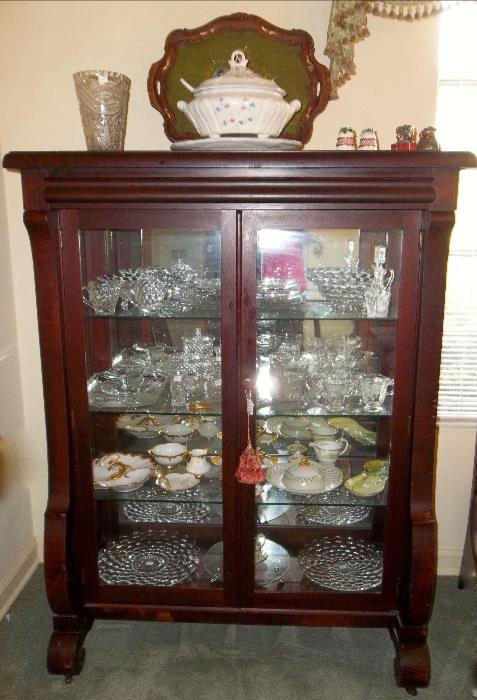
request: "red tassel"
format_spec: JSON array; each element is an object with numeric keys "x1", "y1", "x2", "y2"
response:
[
  {"x1": 235, "y1": 389, "x2": 265, "y2": 484},
  {"x1": 236, "y1": 442, "x2": 265, "y2": 484}
]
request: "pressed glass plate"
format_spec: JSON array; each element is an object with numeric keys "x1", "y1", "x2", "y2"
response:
[
  {"x1": 121, "y1": 500, "x2": 211, "y2": 524},
  {"x1": 98, "y1": 532, "x2": 200, "y2": 586},
  {"x1": 296, "y1": 486, "x2": 372, "y2": 525},
  {"x1": 296, "y1": 504, "x2": 371, "y2": 526},
  {"x1": 299, "y1": 536, "x2": 383, "y2": 591}
]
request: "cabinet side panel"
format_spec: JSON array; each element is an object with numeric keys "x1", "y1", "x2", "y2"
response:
[
  {"x1": 404, "y1": 210, "x2": 455, "y2": 626},
  {"x1": 24, "y1": 210, "x2": 84, "y2": 616}
]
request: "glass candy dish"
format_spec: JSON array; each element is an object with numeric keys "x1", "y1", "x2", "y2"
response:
[
  {"x1": 257, "y1": 278, "x2": 305, "y2": 308},
  {"x1": 87, "y1": 368, "x2": 166, "y2": 409},
  {"x1": 306, "y1": 266, "x2": 373, "y2": 315}
]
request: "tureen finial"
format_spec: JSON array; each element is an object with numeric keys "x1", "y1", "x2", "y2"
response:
[{"x1": 229, "y1": 50, "x2": 248, "y2": 71}]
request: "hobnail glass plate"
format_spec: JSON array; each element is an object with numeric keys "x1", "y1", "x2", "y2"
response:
[
  {"x1": 298, "y1": 536, "x2": 383, "y2": 591},
  {"x1": 296, "y1": 504, "x2": 371, "y2": 526},
  {"x1": 296, "y1": 486, "x2": 372, "y2": 525},
  {"x1": 98, "y1": 532, "x2": 200, "y2": 586},
  {"x1": 121, "y1": 500, "x2": 211, "y2": 524}
]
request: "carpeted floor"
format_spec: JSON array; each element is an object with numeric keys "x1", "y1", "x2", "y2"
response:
[{"x1": 0, "y1": 568, "x2": 475, "y2": 700}]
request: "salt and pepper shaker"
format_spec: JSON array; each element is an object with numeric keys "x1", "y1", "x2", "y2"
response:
[
  {"x1": 417, "y1": 126, "x2": 440, "y2": 151},
  {"x1": 336, "y1": 127, "x2": 357, "y2": 150},
  {"x1": 391, "y1": 124, "x2": 417, "y2": 151},
  {"x1": 358, "y1": 128, "x2": 378, "y2": 150}
]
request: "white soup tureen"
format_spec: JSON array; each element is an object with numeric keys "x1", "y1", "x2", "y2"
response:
[{"x1": 177, "y1": 50, "x2": 301, "y2": 139}]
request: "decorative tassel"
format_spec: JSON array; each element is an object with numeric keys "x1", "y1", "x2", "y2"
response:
[{"x1": 235, "y1": 389, "x2": 265, "y2": 484}]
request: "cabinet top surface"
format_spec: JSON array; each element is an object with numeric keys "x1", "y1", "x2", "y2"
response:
[{"x1": 3, "y1": 150, "x2": 476, "y2": 171}]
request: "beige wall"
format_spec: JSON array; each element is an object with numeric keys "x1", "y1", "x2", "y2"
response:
[
  {"x1": 0, "y1": 129, "x2": 35, "y2": 616},
  {"x1": 0, "y1": 1, "x2": 472, "y2": 578}
]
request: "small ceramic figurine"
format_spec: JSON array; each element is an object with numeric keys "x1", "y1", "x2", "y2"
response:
[
  {"x1": 358, "y1": 128, "x2": 379, "y2": 150},
  {"x1": 336, "y1": 127, "x2": 357, "y2": 150},
  {"x1": 417, "y1": 126, "x2": 440, "y2": 151},
  {"x1": 391, "y1": 124, "x2": 417, "y2": 151}
]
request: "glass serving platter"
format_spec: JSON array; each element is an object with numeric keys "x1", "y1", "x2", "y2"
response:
[
  {"x1": 298, "y1": 536, "x2": 383, "y2": 591},
  {"x1": 98, "y1": 532, "x2": 200, "y2": 586}
]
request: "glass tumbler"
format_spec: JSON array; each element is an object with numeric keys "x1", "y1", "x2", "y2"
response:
[
  {"x1": 359, "y1": 374, "x2": 393, "y2": 412},
  {"x1": 73, "y1": 70, "x2": 131, "y2": 150},
  {"x1": 323, "y1": 373, "x2": 356, "y2": 412},
  {"x1": 83, "y1": 276, "x2": 121, "y2": 313}
]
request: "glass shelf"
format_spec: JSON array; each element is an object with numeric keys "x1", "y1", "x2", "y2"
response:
[
  {"x1": 256, "y1": 482, "x2": 387, "y2": 508},
  {"x1": 257, "y1": 303, "x2": 398, "y2": 322},
  {"x1": 256, "y1": 400, "x2": 393, "y2": 419},
  {"x1": 84, "y1": 309, "x2": 221, "y2": 321},
  {"x1": 84, "y1": 308, "x2": 398, "y2": 323},
  {"x1": 89, "y1": 402, "x2": 222, "y2": 417},
  {"x1": 94, "y1": 475, "x2": 223, "y2": 505}
]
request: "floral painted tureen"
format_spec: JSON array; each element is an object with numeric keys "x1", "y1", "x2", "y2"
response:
[{"x1": 177, "y1": 50, "x2": 301, "y2": 139}]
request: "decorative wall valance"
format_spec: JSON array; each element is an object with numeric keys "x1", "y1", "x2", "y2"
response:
[{"x1": 325, "y1": 1, "x2": 465, "y2": 98}]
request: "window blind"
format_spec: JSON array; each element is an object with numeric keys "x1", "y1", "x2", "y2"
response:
[{"x1": 436, "y1": 35, "x2": 477, "y2": 418}]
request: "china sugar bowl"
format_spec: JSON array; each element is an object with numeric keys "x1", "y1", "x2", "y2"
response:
[
  {"x1": 149, "y1": 442, "x2": 187, "y2": 467},
  {"x1": 186, "y1": 448, "x2": 210, "y2": 477},
  {"x1": 198, "y1": 417, "x2": 220, "y2": 439},
  {"x1": 282, "y1": 454, "x2": 325, "y2": 494},
  {"x1": 161, "y1": 421, "x2": 195, "y2": 443},
  {"x1": 93, "y1": 452, "x2": 154, "y2": 491}
]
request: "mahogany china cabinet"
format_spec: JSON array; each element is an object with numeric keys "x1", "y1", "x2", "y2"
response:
[{"x1": 4, "y1": 150, "x2": 475, "y2": 692}]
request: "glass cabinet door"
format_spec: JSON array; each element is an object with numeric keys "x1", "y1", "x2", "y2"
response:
[
  {"x1": 249, "y1": 213, "x2": 416, "y2": 600},
  {"x1": 78, "y1": 213, "x2": 231, "y2": 599}
]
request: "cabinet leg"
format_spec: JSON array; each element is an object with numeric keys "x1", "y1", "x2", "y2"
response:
[
  {"x1": 47, "y1": 616, "x2": 92, "y2": 679},
  {"x1": 390, "y1": 623, "x2": 430, "y2": 693}
]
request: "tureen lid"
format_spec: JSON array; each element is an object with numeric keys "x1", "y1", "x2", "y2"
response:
[{"x1": 183, "y1": 50, "x2": 286, "y2": 96}]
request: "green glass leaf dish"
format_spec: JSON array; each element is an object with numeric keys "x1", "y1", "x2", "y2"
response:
[
  {"x1": 345, "y1": 471, "x2": 387, "y2": 497},
  {"x1": 327, "y1": 417, "x2": 377, "y2": 447}
]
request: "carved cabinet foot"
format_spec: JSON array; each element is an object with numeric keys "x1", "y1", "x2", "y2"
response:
[
  {"x1": 47, "y1": 616, "x2": 92, "y2": 679},
  {"x1": 390, "y1": 623, "x2": 430, "y2": 694}
]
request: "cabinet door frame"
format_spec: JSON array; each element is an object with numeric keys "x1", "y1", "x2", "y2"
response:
[
  {"x1": 238, "y1": 208, "x2": 422, "y2": 610},
  {"x1": 57, "y1": 206, "x2": 241, "y2": 608}
]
